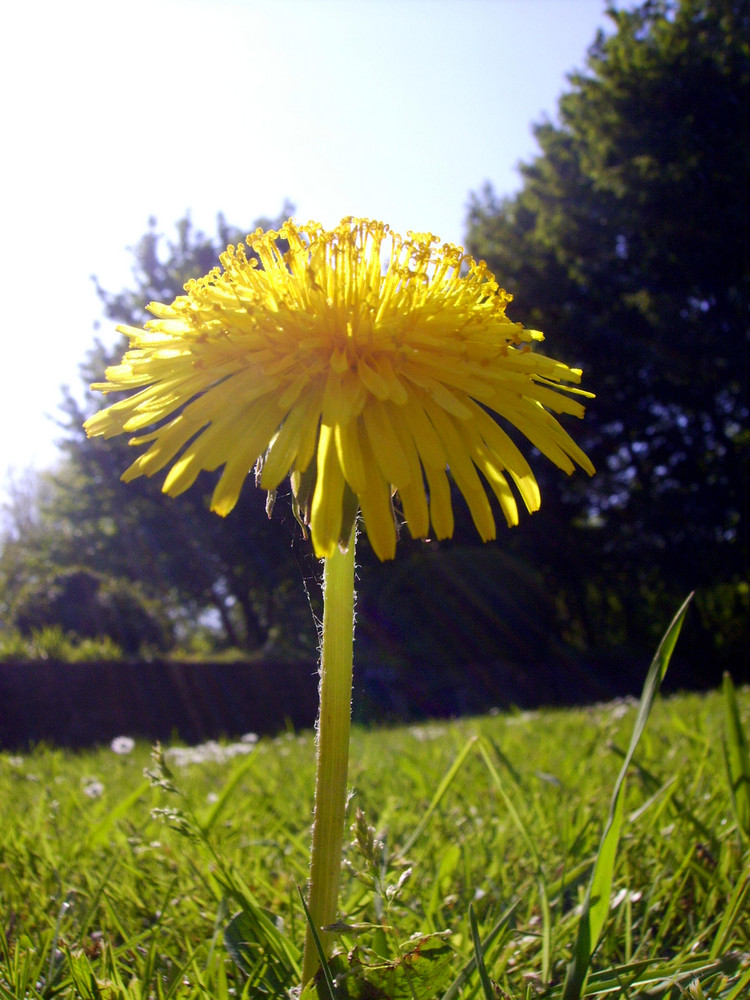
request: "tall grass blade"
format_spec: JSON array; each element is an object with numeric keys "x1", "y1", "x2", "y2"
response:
[
  {"x1": 721, "y1": 671, "x2": 750, "y2": 841},
  {"x1": 476, "y1": 738, "x2": 552, "y2": 982},
  {"x1": 441, "y1": 896, "x2": 522, "y2": 1000},
  {"x1": 476, "y1": 739, "x2": 541, "y2": 868},
  {"x1": 709, "y1": 864, "x2": 750, "y2": 960},
  {"x1": 396, "y1": 736, "x2": 477, "y2": 859},
  {"x1": 199, "y1": 755, "x2": 258, "y2": 834},
  {"x1": 297, "y1": 885, "x2": 337, "y2": 1000},
  {"x1": 561, "y1": 593, "x2": 692, "y2": 1000},
  {"x1": 468, "y1": 902, "x2": 497, "y2": 1000},
  {"x1": 222, "y1": 894, "x2": 300, "y2": 995},
  {"x1": 85, "y1": 779, "x2": 151, "y2": 848}
]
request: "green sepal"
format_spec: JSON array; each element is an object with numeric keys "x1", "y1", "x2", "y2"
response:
[{"x1": 291, "y1": 462, "x2": 318, "y2": 531}]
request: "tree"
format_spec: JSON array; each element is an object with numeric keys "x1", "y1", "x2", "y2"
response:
[
  {"x1": 1, "y1": 208, "x2": 314, "y2": 656},
  {"x1": 12, "y1": 567, "x2": 171, "y2": 655},
  {"x1": 465, "y1": 0, "x2": 750, "y2": 676}
]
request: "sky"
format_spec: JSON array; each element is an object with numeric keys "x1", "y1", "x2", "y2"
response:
[{"x1": 2, "y1": 0, "x2": 616, "y2": 502}]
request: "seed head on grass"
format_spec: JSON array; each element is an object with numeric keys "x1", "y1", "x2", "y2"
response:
[{"x1": 85, "y1": 217, "x2": 593, "y2": 560}]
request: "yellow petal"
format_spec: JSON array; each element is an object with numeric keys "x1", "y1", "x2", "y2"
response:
[
  {"x1": 356, "y1": 430, "x2": 397, "y2": 560},
  {"x1": 424, "y1": 464, "x2": 454, "y2": 540},
  {"x1": 310, "y1": 423, "x2": 346, "y2": 557},
  {"x1": 362, "y1": 401, "x2": 415, "y2": 487},
  {"x1": 334, "y1": 418, "x2": 368, "y2": 493},
  {"x1": 261, "y1": 392, "x2": 322, "y2": 490},
  {"x1": 397, "y1": 478, "x2": 430, "y2": 540}
]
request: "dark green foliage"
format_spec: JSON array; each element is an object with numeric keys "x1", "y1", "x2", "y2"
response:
[
  {"x1": 465, "y1": 0, "x2": 750, "y2": 679},
  {"x1": 11, "y1": 566, "x2": 170, "y2": 655}
]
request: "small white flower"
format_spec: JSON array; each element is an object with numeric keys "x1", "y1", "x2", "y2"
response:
[
  {"x1": 83, "y1": 780, "x2": 104, "y2": 799},
  {"x1": 609, "y1": 700, "x2": 632, "y2": 721},
  {"x1": 111, "y1": 736, "x2": 135, "y2": 755}
]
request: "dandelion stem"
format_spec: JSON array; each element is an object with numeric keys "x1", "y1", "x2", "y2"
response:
[{"x1": 301, "y1": 525, "x2": 357, "y2": 988}]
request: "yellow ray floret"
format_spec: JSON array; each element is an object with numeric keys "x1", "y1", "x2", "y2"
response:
[{"x1": 85, "y1": 217, "x2": 594, "y2": 560}]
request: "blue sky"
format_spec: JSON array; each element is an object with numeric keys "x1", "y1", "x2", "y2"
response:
[{"x1": 2, "y1": 0, "x2": 616, "y2": 499}]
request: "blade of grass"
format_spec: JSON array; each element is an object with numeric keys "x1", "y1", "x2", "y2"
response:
[
  {"x1": 468, "y1": 902, "x2": 497, "y2": 1000},
  {"x1": 85, "y1": 779, "x2": 152, "y2": 849},
  {"x1": 223, "y1": 905, "x2": 298, "y2": 996},
  {"x1": 219, "y1": 880, "x2": 301, "y2": 982},
  {"x1": 648, "y1": 843, "x2": 701, "y2": 955},
  {"x1": 723, "y1": 962, "x2": 750, "y2": 1000},
  {"x1": 476, "y1": 737, "x2": 553, "y2": 983},
  {"x1": 708, "y1": 865, "x2": 750, "y2": 960},
  {"x1": 475, "y1": 739, "x2": 541, "y2": 868},
  {"x1": 562, "y1": 592, "x2": 692, "y2": 1000},
  {"x1": 298, "y1": 887, "x2": 337, "y2": 1000},
  {"x1": 440, "y1": 894, "x2": 523, "y2": 1000},
  {"x1": 198, "y1": 754, "x2": 258, "y2": 835},
  {"x1": 721, "y1": 671, "x2": 750, "y2": 841},
  {"x1": 608, "y1": 745, "x2": 717, "y2": 846},
  {"x1": 396, "y1": 736, "x2": 477, "y2": 859},
  {"x1": 581, "y1": 952, "x2": 741, "y2": 995},
  {"x1": 63, "y1": 946, "x2": 102, "y2": 999}
]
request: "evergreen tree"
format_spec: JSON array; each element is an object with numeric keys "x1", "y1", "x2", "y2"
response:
[{"x1": 466, "y1": 0, "x2": 750, "y2": 674}]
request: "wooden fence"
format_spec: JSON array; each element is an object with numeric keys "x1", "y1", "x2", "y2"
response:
[{"x1": 0, "y1": 659, "x2": 319, "y2": 750}]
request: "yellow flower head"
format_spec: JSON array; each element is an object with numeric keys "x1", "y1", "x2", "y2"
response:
[{"x1": 85, "y1": 217, "x2": 594, "y2": 560}]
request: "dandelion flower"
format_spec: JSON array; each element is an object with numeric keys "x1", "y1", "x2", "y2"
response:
[
  {"x1": 83, "y1": 779, "x2": 104, "y2": 799},
  {"x1": 110, "y1": 735, "x2": 135, "y2": 755},
  {"x1": 85, "y1": 217, "x2": 593, "y2": 560}
]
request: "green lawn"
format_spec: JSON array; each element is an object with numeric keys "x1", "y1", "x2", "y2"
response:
[{"x1": 2, "y1": 681, "x2": 749, "y2": 998}]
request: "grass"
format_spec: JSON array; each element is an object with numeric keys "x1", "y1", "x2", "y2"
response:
[{"x1": 2, "y1": 670, "x2": 749, "y2": 996}]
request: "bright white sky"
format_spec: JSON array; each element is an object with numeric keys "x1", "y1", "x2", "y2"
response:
[{"x1": 2, "y1": 0, "x2": 615, "y2": 500}]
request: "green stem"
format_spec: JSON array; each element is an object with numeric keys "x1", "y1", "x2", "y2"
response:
[{"x1": 301, "y1": 526, "x2": 357, "y2": 989}]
